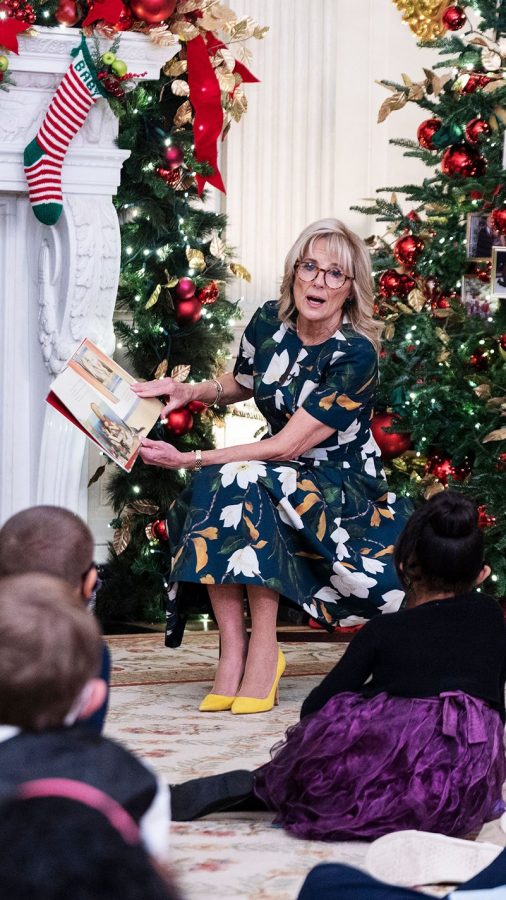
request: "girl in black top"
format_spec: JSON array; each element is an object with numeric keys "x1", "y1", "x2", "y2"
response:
[{"x1": 252, "y1": 491, "x2": 506, "y2": 840}]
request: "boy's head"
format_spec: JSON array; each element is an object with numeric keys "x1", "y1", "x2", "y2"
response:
[
  {"x1": 0, "y1": 506, "x2": 96, "y2": 601},
  {"x1": 0, "y1": 574, "x2": 103, "y2": 730}
]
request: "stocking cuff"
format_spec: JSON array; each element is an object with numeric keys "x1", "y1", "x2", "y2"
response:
[{"x1": 71, "y1": 35, "x2": 109, "y2": 99}]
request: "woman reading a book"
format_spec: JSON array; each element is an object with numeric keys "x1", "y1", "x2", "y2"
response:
[{"x1": 132, "y1": 219, "x2": 410, "y2": 716}]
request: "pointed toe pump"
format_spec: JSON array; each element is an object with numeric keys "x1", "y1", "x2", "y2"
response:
[
  {"x1": 231, "y1": 648, "x2": 286, "y2": 715},
  {"x1": 199, "y1": 693, "x2": 236, "y2": 712}
]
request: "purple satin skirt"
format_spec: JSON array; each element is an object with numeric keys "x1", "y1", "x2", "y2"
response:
[{"x1": 254, "y1": 691, "x2": 506, "y2": 841}]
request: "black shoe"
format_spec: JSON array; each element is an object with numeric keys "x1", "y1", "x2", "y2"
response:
[{"x1": 170, "y1": 770, "x2": 255, "y2": 821}]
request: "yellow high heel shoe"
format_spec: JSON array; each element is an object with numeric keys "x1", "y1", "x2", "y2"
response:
[
  {"x1": 231, "y1": 648, "x2": 286, "y2": 715},
  {"x1": 199, "y1": 693, "x2": 236, "y2": 712}
]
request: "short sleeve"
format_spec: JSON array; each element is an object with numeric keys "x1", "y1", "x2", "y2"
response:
[
  {"x1": 301, "y1": 336, "x2": 378, "y2": 433},
  {"x1": 232, "y1": 307, "x2": 262, "y2": 389}
]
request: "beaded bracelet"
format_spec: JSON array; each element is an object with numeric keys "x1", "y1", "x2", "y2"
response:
[{"x1": 194, "y1": 449, "x2": 202, "y2": 471}]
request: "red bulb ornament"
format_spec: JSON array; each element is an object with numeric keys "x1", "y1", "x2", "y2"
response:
[
  {"x1": 173, "y1": 277, "x2": 195, "y2": 301},
  {"x1": 378, "y1": 270, "x2": 402, "y2": 298},
  {"x1": 150, "y1": 519, "x2": 169, "y2": 541},
  {"x1": 164, "y1": 408, "x2": 194, "y2": 436},
  {"x1": 129, "y1": 0, "x2": 176, "y2": 21},
  {"x1": 491, "y1": 208, "x2": 506, "y2": 236},
  {"x1": 426, "y1": 454, "x2": 453, "y2": 485},
  {"x1": 196, "y1": 281, "x2": 220, "y2": 306},
  {"x1": 417, "y1": 118, "x2": 442, "y2": 150},
  {"x1": 175, "y1": 297, "x2": 203, "y2": 326},
  {"x1": 442, "y1": 5, "x2": 466, "y2": 30},
  {"x1": 187, "y1": 399, "x2": 208, "y2": 414},
  {"x1": 441, "y1": 145, "x2": 487, "y2": 178},
  {"x1": 164, "y1": 144, "x2": 184, "y2": 170},
  {"x1": 55, "y1": 0, "x2": 79, "y2": 24},
  {"x1": 464, "y1": 118, "x2": 491, "y2": 145},
  {"x1": 370, "y1": 412, "x2": 412, "y2": 460},
  {"x1": 393, "y1": 235, "x2": 424, "y2": 268}
]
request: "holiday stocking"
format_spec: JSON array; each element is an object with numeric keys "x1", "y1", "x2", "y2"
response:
[{"x1": 24, "y1": 37, "x2": 106, "y2": 226}]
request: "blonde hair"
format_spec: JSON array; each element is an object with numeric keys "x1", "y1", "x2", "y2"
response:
[
  {"x1": 0, "y1": 574, "x2": 102, "y2": 730},
  {"x1": 277, "y1": 218, "x2": 383, "y2": 353}
]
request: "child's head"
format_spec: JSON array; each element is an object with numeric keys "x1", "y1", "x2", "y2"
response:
[
  {"x1": 0, "y1": 574, "x2": 103, "y2": 730},
  {"x1": 395, "y1": 491, "x2": 487, "y2": 597},
  {"x1": 0, "y1": 781, "x2": 179, "y2": 900},
  {"x1": 0, "y1": 506, "x2": 96, "y2": 601}
]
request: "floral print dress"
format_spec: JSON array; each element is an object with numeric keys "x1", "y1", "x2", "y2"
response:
[{"x1": 165, "y1": 301, "x2": 410, "y2": 627}]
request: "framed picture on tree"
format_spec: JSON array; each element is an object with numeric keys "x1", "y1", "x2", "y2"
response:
[
  {"x1": 466, "y1": 213, "x2": 494, "y2": 260},
  {"x1": 491, "y1": 247, "x2": 506, "y2": 298},
  {"x1": 461, "y1": 274, "x2": 495, "y2": 318}
]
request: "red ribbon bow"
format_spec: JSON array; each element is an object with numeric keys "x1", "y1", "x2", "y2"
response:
[{"x1": 0, "y1": 14, "x2": 31, "y2": 53}]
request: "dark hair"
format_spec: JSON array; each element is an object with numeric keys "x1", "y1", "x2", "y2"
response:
[
  {"x1": 0, "y1": 794, "x2": 179, "y2": 900},
  {"x1": 0, "y1": 506, "x2": 94, "y2": 591},
  {"x1": 394, "y1": 491, "x2": 484, "y2": 596},
  {"x1": 0, "y1": 574, "x2": 101, "y2": 729}
]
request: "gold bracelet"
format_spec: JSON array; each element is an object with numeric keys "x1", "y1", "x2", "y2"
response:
[
  {"x1": 194, "y1": 449, "x2": 202, "y2": 471},
  {"x1": 210, "y1": 378, "x2": 224, "y2": 406}
]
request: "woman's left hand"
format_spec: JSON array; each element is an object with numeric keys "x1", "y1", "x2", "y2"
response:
[{"x1": 139, "y1": 437, "x2": 187, "y2": 469}]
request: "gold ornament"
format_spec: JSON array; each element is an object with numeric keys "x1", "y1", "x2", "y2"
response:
[
  {"x1": 171, "y1": 364, "x2": 191, "y2": 383},
  {"x1": 186, "y1": 247, "x2": 206, "y2": 271},
  {"x1": 391, "y1": 0, "x2": 452, "y2": 40}
]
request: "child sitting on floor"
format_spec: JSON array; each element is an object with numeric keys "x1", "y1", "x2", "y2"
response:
[
  {"x1": 172, "y1": 492, "x2": 506, "y2": 843},
  {"x1": 0, "y1": 505, "x2": 110, "y2": 732},
  {"x1": 0, "y1": 573, "x2": 170, "y2": 860}
]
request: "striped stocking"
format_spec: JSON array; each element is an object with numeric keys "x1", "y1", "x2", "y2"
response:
[{"x1": 23, "y1": 37, "x2": 106, "y2": 226}]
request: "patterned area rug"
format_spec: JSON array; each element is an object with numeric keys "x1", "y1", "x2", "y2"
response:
[{"x1": 104, "y1": 634, "x2": 495, "y2": 899}]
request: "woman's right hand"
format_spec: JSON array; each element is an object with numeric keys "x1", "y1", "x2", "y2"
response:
[{"x1": 131, "y1": 377, "x2": 196, "y2": 418}]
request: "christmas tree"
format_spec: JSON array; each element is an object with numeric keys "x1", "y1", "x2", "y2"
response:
[{"x1": 353, "y1": 1, "x2": 506, "y2": 595}]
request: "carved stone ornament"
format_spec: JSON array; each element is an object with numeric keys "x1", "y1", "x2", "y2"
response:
[{"x1": 0, "y1": 26, "x2": 179, "y2": 520}]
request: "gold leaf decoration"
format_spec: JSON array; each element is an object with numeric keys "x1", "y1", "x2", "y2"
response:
[
  {"x1": 172, "y1": 18, "x2": 199, "y2": 40},
  {"x1": 391, "y1": 0, "x2": 451, "y2": 40},
  {"x1": 383, "y1": 322, "x2": 396, "y2": 341},
  {"x1": 145, "y1": 284, "x2": 161, "y2": 309},
  {"x1": 216, "y1": 69, "x2": 236, "y2": 92},
  {"x1": 229, "y1": 86, "x2": 248, "y2": 122},
  {"x1": 87, "y1": 464, "x2": 106, "y2": 488},
  {"x1": 147, "y1": 25, "x2": 178, "y2": 47},
  {"x1": 129, "y1": 500, "x2": 160, "y2": 515},
  {"x1": 377, "y1": 91, "x2": 407, "y2": 124},
  {"x1": 186, "y1": 247, "x2": 206, "y2": 271},
  {"x1": 474, "y1": 383, "x2": 491, "y2": 400},
  {"x1": 164, "y1": 58, "x2": 188, "y2": 77},
  {"x1": 229, "y1": 262, "x2": 251, "y2": 281},
  {"x1": 407, "y1": 288, "x2": 426, "y2": 312},
  {"x1": 173, "y1": 100, "x2": 193, "y2": 128},
  {"x1": 210, "y1": 234, "x2": 226, "y2": 259},
  {"x1": 113, "y1": 522, "x2": 132, "y2": 555},
  {"x1": 424, "y1": 481, "x2": 446, "y2": 500},
  {"x1": 171, "y1": 364, "x2": 191, "y2": 383},
  {"x1": 171, "y1": 79, "x2": 190, "y2": 97},
  {"x1": 164, "y1": 271, "x2": 179, "y2": 289},
  {"x1": 482, "y1": 427, "x2": 506, "y2": 443},
  {"x1": 154, "y1": 359, "x2": 168, "y2": 380}
]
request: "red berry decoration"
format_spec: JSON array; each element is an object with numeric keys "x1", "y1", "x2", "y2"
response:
[
  {"x1": 393, "y1": 235, "x2": 424, "y2": 268},
  {"x1": 164, "y1": 144, "x2": 184, "y2": 170},
  {"x1": 417, "y1": 118, "x2": 442, "y2": 150},
  {"x1": 491, "y1": 208, "x2": 506, "y2": 236},
  {"x1": 370, "y1": 412, "x2": 412, "y2": 460},
  {"x1": 378, "y1": 269, "x2": 402, "y2": 298},
  {"x1": 173, "y1": 277, "x2": 195, "y2": 300},
  {"x1": 426, "y1": 453, "x2": 453, "y2": 485},
  {"x1": 129, "y1": 0, "x2": 176, "y2": 22},
  {"x1": 464, "y1": 118, "x2": 491, "y2": 145},
  {"x1": 164, "y1": 408, "x2": 194, "y2": 436},
  {"x1": 175, "y1": 297, "x2": 203, "y2": 326},
  {"x1": 441, "y1": 145, "x2": 487, "y2": 178},
  {"x1": 150, "y1": 519, "x2": 169, "y2": 541},
  {"x1": 442, "y1": 5, "x2": 466, "y2": 30},
  {"x1": 196, "y1": 280, "x2": 220, "y2": 305},
  {"x1": 477, "y1": 505, "x2": 496, "y2": 529}
]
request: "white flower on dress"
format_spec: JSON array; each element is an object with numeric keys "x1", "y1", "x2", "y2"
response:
[
  {"x1": 274, "y1": 389, "x2": 284, "y2": 410},
  {"x1": 272, "y1": 322, "x2": 287, "y2": 344},
  {"x1": 289, "y1": 348, "x2": 308, "y2": 380},
  {"x1": 262, "y1": 349, "x2": 290, "y2": 385},
  {"x1": 303, "y1": 602, "x2": 320, "y2": 619},
  {"x1": 362, "y1": 556, "x2": 386, "y2": 575},
  {"x1": 364, "y1": 456, "x2": 378, "y2": 478},
  {"x1": 330, "y1": 350, "x2": 345, "y2": 364},
  {"x1": 330, "y1": 562, "x2": 377, "y2": 598},
  {"x1": 273, "y1": 466, "x2": 297, "y2": 496},
  {"x1": 277, "y1": 498, "x2": 304, "y2": 530},
  {"x1": 219, "y1": 503, "x2": 243, "y2": 530},
  {"x1": 297, "y1": 380, "x2": 318, "y2": 406},
  {"x1": 226, "y1": 546, "x2": 261, "y2": 578},
  {"x1": 235, "y1": 371, "x2": 253, "y2": 389},
  {"x1": 380, "y1": 589, "x2": 404, "y2": 613},
  {"x1": 361, "y1": 433, "x2": 382, "y2": 457},
  {"x1": 219, "y1": 460, "x2": 267, "y2": 490},
  {"x1": 330, "y1": 519, "x2": 350, "y2": 560},
  {"x1": 338, "y1": 419, "x2": 361, "y2": 445},
  {"x1": 314, "y1": 585, "x2": 340, "y2": 605},
  {"x1": 339, "y1": 614, "x2": 368, "y2": 627},
  {"x1": 241, "y1": 334, "x2": 255, "y2": 366}
]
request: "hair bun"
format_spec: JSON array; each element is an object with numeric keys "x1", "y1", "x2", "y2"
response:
[{"x1": 428, "y1": 491, "x2": 477, "y2": 539}]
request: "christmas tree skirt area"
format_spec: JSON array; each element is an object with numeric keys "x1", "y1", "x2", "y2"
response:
[{"x1": 104, "y1": 633, "x2": 496, "y2": 898}]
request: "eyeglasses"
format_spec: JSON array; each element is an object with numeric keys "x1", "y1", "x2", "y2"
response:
[{"x1": 295, "y1": 260, "x2": 354, "y2": 290}]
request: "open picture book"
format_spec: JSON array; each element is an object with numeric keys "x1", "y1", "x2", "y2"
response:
[{"x1": 47, "y1": 339, "x2": 162, "y2": 472}]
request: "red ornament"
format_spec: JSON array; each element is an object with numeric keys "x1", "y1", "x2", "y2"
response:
[
  {"x1": 426, "y1": 453, "x2": 453, "y2": 485},
  {"x1": 378, "y1": 270, "x2": 402, "y2": 298},
  {"x1": 441, "y1": 145, "x2": 487, "y2": 178},
  {"x1": 417, "y1": 118, "x2": 442, "y2": 150},
  {"x1": 129, "y1": 0, "x2": 176, "y2": 22},
  {"x1": 477, "y1": 504, "x2": 496, "y2": 529},
  {"x1": 150, "y1": 519, "x2": 169, "y2": 541},
  {"x1": 462, "y1": 73, "x2": 491, "y2": 94},
  {"x1": 442, "y1": 5, "x2": 466, "y2": 30},
  {"x1": 398, "y1": 273, "x2": 416, "y2": 296},
  {"x1": 164, "y1": 144, "x2": 184, "y2": 169},
  {"x1": 393, "y1": 235, "x2": 424, "y2": 268},
  {"x1": 497, "y1": 452, "x2": 506, "y2": 473},
  {"x1": 370, "y1": 412, "x2": 412, "y2": 460},
  {"x1": 164, "y1": 408, "x2": 194, "y2": 436},
  {"x1": 464, "y1": 118, "x2": 491, "y2": 145},
  {"x1": 469, "y1": 348, "x2": 488, "y2": 371},
  {"x1": 407, "y1": 210, "x2": 421, "y2": 223},
  {"x1": 435, "y1": 296, "x2": 451, "y2": 309},
  {"x1": 469, "y1": 190, "x2": 483, "y2": 200},
  {"x1": 55, "y1": 0, "x2": 79, "y2": 24},
  {"x1": 173, "y1": 277, "x2": 196, "y2": 301},
  {"x1": 500, "y1": 334, "x2": 506, "y2": 350},
  {"x1": 187, "y1": 399, "x2": 208, "y2": 414},
  {"x1": 491, "y1": 208, "x2": 506, "y2": 236},
  {"x1": 116, "y1": 7, "x2": 133, "y2": 28},
  {"x1": 175, "y1": 297, "x2": 203, "y2": 326},
  {"x1": 196, "y1": 281, "x2": 220, "y2": 305}
]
